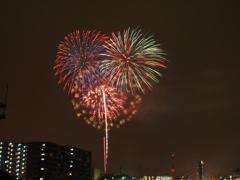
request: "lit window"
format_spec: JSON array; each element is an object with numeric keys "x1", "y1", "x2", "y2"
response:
[
  {"x1": 22, "y1": 162, "x2": 24, "y2": 165},
  {"x1": 16, "y1": 173, "x2": 19, "y2": 175},
  {"x1": 69, "y1": 173, "x2": 72, "y2": 176},
  {"x1": 70, "y1": 161, "x2": 73, "y2": 163},
  {"x1": 41, "y1": 158, "x2": 45, "y2": 161},
  {"x1": 16, "y1": 169, "x2": 19, "y2": 172},
  {"x1": 9, "y1": 142, "x2": 12, "y2": 145},
  {"x1": 70, "y1": 165, "x2": 73, "y2": 167},
  {"x1": 70, "y1": 148, "x2": 74, "y2": 151},
  {"x1": 41, "y1": 153, "x2": 45, "y2": 156},
  {"x1": 70, "y1": 152, "x2": 73, "y2": 155},
  {"x1": 42, "y1": 144, "x2": 46, "y2": 146},
  {"x1": 0, "y1": 146, "x2": 2, "y2": 149},
  {"x1": 10, "y1": 162, "x2": 12, "y2": 164},
  {"x1": 40, "y1": 178, "x2": 44, "y2": 180},
  {"x1": 9, "y1": 171, "x2": 11, "y2": 173},
  {"x1": 40, "y1": 168, "x2": 44, "y2": 171},
  {"x1": 0, "y1": 142, "x2": 2, "y2": 145},
  {"x1": 0, "y1": 151, "x2": 2, "y2": 153},
  {"x1": 41, "y1": 148, "x2": 44, "y2": 151}
]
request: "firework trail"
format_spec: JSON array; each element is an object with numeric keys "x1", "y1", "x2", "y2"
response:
[
  {"x1": 101, "y1": 27, "x2": 167, "y2": 94},
  {"x1": 72, "y1": 85, "x2": 142, "y2": 173}
]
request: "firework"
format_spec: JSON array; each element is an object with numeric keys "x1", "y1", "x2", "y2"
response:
[
  {"x1": 72, "y1": 87, "x2": 142, "y2": 130},
  {"x1": 54, "y1": 30, "x2": 108, "y2": 94},
  {"x1": 100, "y1": 28, "x2": 167, "y2": 94},
  {"x1": 72, "y1": 84, "x2": 126, "y2": 129}
]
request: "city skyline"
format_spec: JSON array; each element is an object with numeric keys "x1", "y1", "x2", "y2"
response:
[{"x1": 1, "y1": 0, "x2": 240, "y2": 177}]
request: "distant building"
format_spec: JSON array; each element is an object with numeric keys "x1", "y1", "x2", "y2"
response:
[
  {"x1": 0, "y1": 141, "x2": 91, "y2": 180},
  {"x1": 91, "y1": 167, "x2": 102, "y2": 180},
  {"x1": 115, "y1": 174, "x2": 133, "y2": 180},
  {"x1": 233, "y1": 168, "x2": 240, "y2": 180},
  {"x1": 139, "y1": 175, "x2": 173, "y2": 180},
  {"x1": 99, "y1": 174, "x2": 134, "y2": 180},
  {"x1": 0, "y1": 142, "x2": 27, "y2": 179}
]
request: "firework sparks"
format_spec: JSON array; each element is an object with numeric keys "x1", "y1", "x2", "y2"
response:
[
  {"x1": 72, "y1": 84, "x2": 126, "y2": 129},
  {"x1": 72, "y1": 87, "x2": 142, "y2": 130},
  {"x1": 100, "y1": 28, "x2": 167, "y2": 94},
  {"x1": 54, "y1": 30, "x2": 108, "y2": 94}
]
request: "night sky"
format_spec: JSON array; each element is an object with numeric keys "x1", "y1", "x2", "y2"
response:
[{"x1": 1, "y1": 0, "x2": 240, "y2": 177}]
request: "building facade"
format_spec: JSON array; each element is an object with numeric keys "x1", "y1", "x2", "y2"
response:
[
  {"x1": 0, "y1": 142, "x2": 28, "y2": 179},
  {"x1": 0, "y1": 141, "x2": 91, "y2": 180}
]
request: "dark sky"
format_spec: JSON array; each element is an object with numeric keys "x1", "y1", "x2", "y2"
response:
[{"x1": 1, "y1": 0, "x2": 240, "y2": 177}]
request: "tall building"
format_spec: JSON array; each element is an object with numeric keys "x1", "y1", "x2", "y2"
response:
[
  {"x1": 0, "y1": 141, "x2": 91, "y2": 180},
  {"x1": 0, "y1": 142, "x2": 28, "y2": 179}
]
